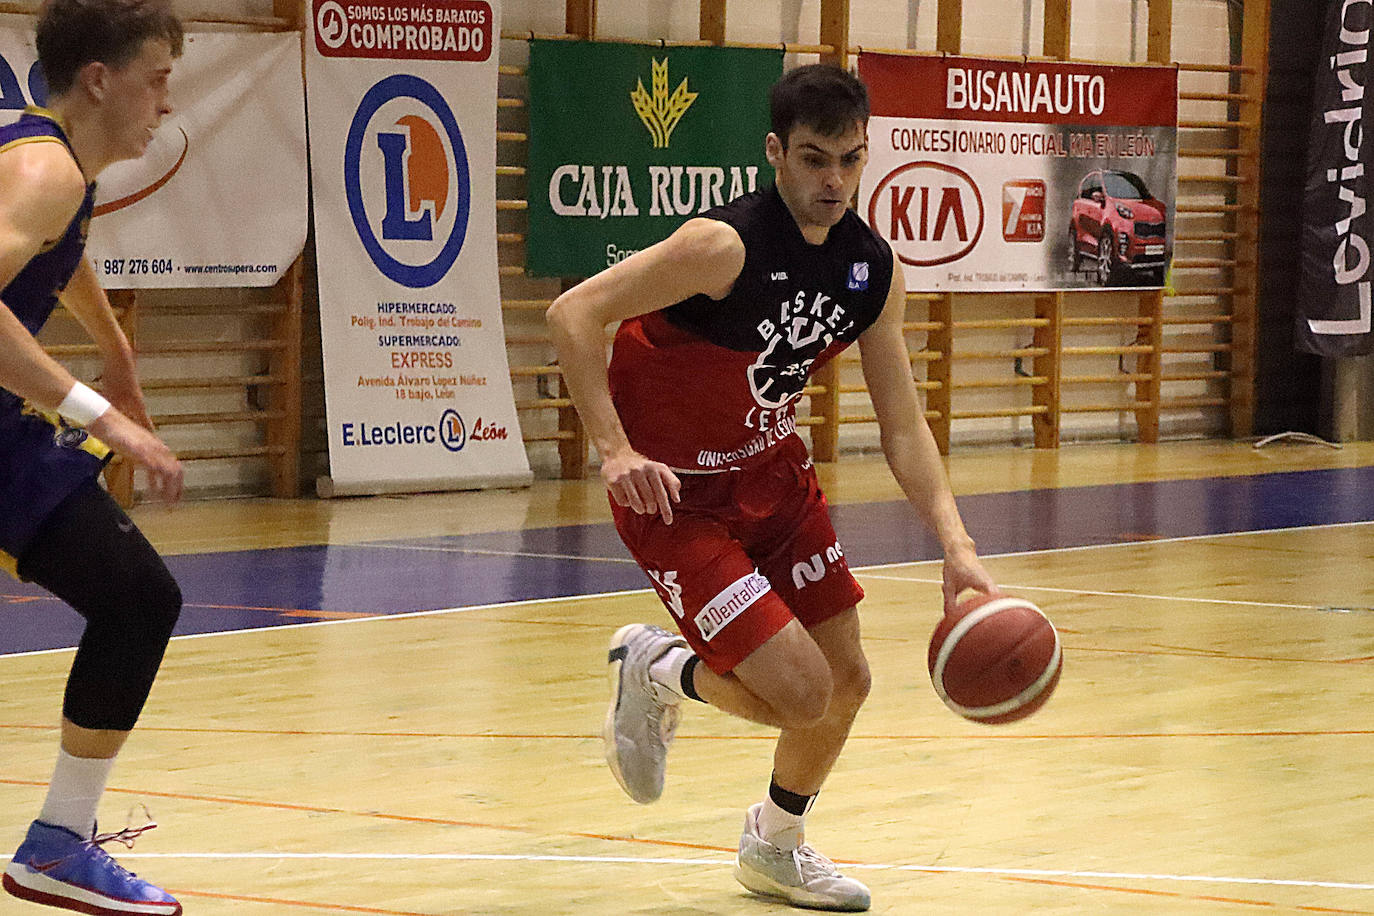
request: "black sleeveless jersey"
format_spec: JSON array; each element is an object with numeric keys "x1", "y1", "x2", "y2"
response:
[{"x1": 609, "y1": 185, "x2": 893, "y2": 471}]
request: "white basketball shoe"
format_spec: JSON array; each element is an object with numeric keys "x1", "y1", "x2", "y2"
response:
[
  {"x1": 602, "y1": 623, "x2": 687, "y2": 804},
  {"x1": 734, "y1": 803, "x2": 871, "y2": 912}
]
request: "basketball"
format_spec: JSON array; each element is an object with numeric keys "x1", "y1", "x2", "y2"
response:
[{"x1": 927, "y1": 593, "x2": 1062, "y2": 724}]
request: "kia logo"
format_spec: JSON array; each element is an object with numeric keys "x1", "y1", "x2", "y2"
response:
[{"x1": 868, "y1": 161, "x2": 984, "y2": 267}]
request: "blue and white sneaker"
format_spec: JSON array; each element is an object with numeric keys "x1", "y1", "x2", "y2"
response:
[{"x1": 3, "y1": 820, "x2": 180, "y2": 915}]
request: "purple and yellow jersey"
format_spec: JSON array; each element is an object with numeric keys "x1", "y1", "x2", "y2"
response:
[
  {"x1": 0, "y1": 107, "x2": 110, "y2": 572},
  {"x1": 0, "y1": 108, "x2": 95, "y2": 336}
]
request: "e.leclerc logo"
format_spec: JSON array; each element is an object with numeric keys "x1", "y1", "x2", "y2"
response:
[
  {"x1": 340, "y1": 410, "x2": 466, "y2": 452},
  {"x1": 439, "y1": 409, "x2": 466, "y2": 452},
  {"x1": 344, "y1": 75, "x2": 470, "y2": 289},
  {"x1": 319, "y1": 0, "x2": 491, "y2": 287}
]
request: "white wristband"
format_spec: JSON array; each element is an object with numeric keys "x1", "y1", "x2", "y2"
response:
[{"x1": 56, "y1": 381, "x2": 111, "y2": 427}]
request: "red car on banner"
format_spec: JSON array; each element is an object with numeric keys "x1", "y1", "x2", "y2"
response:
[{"x1": 1067, "y1": 169, "x2": 1168, "y2": 286}]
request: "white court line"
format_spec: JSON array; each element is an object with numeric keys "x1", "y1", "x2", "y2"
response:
[
  {"x1": 112, "y1": 852, "x2": 1374, "y2": 891},
  {"x1": 855, "y1": 573, "x2": 1318, "y2": 610},
  {"x1": 328, "y1": 517, "x2": 1374, "y2": 570},
  {"x1": 857, "y1": 517, "x2": 1374, "y2": 571},
  {"x1": 356, "y1": 542, "x2": 639, "y2": 565},
  {"x1": 0, "y1": 590, "x2": 659, "y2": 659},
  {"x1": 3, "y1": 520, "x2": 1370, "y2": 659}
]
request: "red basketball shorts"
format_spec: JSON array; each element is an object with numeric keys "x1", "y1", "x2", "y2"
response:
[{"x1": 611, "y1": 440, "x2": 864, "y2": 674}]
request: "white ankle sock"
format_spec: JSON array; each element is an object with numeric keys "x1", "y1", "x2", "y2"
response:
[
  {"x1": 38, "y1": 749, "x2": 114, "y2": 837},
  {"x1": 648, "y1": 646, "x2": 692, "y2": 700},
  {"x1": 756, "y1": 796, "x2": 807, "y2": 851}
]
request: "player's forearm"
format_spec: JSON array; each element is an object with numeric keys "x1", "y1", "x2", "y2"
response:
[
  {"x1": 546, "y1": 300, "x2": 635, "y2": 460},
  {"x1": 82, "y1": 308, "x2": 134, "y2": 369},
  {"x1": 61, "y1": 260, "x2": 134, "y2": 365},
  {"x1": 881, "y1": 420, "x2": 975, "y2": 554},
  {"x1": 0, "y1": 299, "x2": 81, "y2": 409}
]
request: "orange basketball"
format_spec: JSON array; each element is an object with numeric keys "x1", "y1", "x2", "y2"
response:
[{"x1": 927, "y1": 593, "x2": 1062, "y2": 724}]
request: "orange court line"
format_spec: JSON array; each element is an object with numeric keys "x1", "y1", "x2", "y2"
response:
[
  {"x1": 0, "y1": 777, "x2": 528, "y2": 833},
  {"x1": 170, "y1": 887, "x2": 437, "y2": 916},
  {"x1": 6, "y1": 725, "x2": 1374, "y2": 741},
  {"x1": 1005, "y1": 874, "x2": 1264, "y2": 902},
  {"x1": 0, "y1": 596, "x2": 380, "y2": 617},
  {"x1": 7, "y1": 777, "x2": 1362, "y2": 903},
  {"x1": 0, "y1": 778, "x2": 738, "y2": 856},
  {"x1": 473, "y1": 615, "x2": 620, "y2": 630},
  {"x1": 8, "y1": 600, "x2": 1370, "y2": 665},
  {"x1": 1002, "y1": 875, "x2": 1374, "y2": 912},
  {"x1": 279, "y1": 610, "x2": 375, "y2": 620},
  {"x1": 1069, "y1": 645, "x2": 1374, "y2": 666},
  {"x1": 187, "y1": 602, "x2": 374, "y2": 618}
]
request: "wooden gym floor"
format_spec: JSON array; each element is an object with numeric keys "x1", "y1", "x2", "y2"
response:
[{"x1": 3, "y1": 438, "x2": 1374, "y2": 915}]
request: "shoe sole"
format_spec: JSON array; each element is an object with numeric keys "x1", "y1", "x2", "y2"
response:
[
  {"x1": 602, "y1": 623, "x2": 650, "y2": 804},
  {"x1": 733, "y1": 863, "x2": 871, "y2": 912},
  {"x1": 3, "y1": 869, "x2": 182, "y2": 916}
]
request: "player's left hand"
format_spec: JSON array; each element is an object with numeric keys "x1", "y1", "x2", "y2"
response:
[
  {"x1": 602, "y1": 448, "x2": 681, "y2": 525},
  {"x1": 98, "y1": 354, "x2": 154, "y2": 432},
  {"x1": 941, "y1": 539, "x2": 996, "y2": 615}
]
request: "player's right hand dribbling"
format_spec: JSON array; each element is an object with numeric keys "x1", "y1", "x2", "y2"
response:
[
  {"x1": 602, "y1": 448, "x2": 681, "y2": 525},
  {"x1": 939, "y1": 537, "x2": 996, "y2": 616},
  {"x1": 89, "y1": 409, "x2": 184, "y2": 503}
]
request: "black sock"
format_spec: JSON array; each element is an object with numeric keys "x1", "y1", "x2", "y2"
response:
[
  {"x1": 768, "y1": 775, "x2": 815, "y2": 816},
  {"x1": 681, "y1": 655, "x2": 704, "y2": 702}
]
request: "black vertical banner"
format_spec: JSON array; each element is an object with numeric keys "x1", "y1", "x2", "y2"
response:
[
  {"x1": 1299, "y1": 0, "x2": 1374, "y2": 356},
  {"x1": 1297, "y1": 0, "x2": 1374, "y2": 357}
]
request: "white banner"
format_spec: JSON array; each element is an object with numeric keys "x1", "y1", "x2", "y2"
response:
[
  {"x1": 858, "y1": 53, "x2": 1177, "y2": 293},
  {"x1": 306, "y1": 0, "x2": 530, "y2": 496},
  {"x1": 0, "y1": 17, "x2": 307, "y2": 288}
]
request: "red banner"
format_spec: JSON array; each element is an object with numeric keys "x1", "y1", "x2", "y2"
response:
[
  {"x1": 313, "y1": 0, "x2": 493, "y2": 62},
  {"x1": 862, "y1": 54, "x2": 1177, "y2": 129},
  {"x1": 858, "y1": 52, "x2": 1178, "y2": 292}
]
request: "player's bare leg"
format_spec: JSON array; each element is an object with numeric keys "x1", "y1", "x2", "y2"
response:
[
  {"x1": 605, "y1": 611, "x2": 871, "y2": 909},
  {"x1": 767, "y1": 610, "x2": 870, "y2": 794},
  {"x1": 61, "y1": 722, "x2": 130, "y2": 759},
  {"x1": 694, "y1": 620, "x2": 835, "y2": 729},
  {"x1": 688, "y1": 611, "x2": 873, "y2": 911},
  {"x1": 690, "y1": 610, "x2": 868, "y2": 787}
]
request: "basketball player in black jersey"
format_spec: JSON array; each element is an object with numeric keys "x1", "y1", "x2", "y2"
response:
[{"x1": 550, "y1": 65, "x2": 996, "y2": 911}]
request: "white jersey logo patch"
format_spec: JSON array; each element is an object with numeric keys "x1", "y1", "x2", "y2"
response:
[{"x1": 695, "y1": 572, "x2": 771, "y2": 641}]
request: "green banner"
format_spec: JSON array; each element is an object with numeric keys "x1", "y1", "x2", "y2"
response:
[{"x1": 527, "y1": 41, "x2": 782, "y2": 278}]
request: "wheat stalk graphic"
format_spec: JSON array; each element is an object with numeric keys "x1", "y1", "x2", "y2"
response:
[{"x1": 630, "y1": 58, "x2": 697, "y2": 149}]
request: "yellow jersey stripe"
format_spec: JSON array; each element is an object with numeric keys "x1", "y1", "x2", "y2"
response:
[
  {"x1": 20, "y1": 402, "x2": 112, "y2": 460},
  {"x1": 0, "y1": 134, "x2": 65, "y2": 157}
]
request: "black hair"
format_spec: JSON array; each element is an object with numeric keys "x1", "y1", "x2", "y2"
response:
[
  {"x1": 36, "y1": 0, "x2": 183, "y2": 97},
  {"x1": 769, "y1": 63, "x2": 870, "y2": 147}
]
